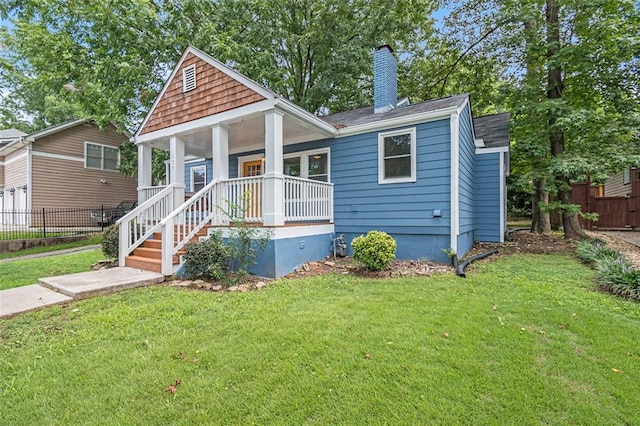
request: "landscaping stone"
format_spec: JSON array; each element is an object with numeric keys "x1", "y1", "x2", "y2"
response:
[
  {"x1": 228, "y1": 286, "x2": 238, "y2": 292},
  {"x1": 238, "y1": 284, "x2": 251, "y2": 292},
  {"x1": 255, "y1": 281, "x2": 267, "y2": 289}
]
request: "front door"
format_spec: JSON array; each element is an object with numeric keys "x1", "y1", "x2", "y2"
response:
[{"x1": 241, "y1": 159, "x2": 263, "y2": 220}]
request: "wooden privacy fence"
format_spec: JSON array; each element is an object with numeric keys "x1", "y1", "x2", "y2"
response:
[{"x1": 572, "y1": 171, "x2": 640, "y2": 230}]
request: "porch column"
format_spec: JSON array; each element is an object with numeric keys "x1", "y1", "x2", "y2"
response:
[
  {"x1": 211, "y1": 124, "x2": 229, "y2": 180},
  {"x1": 263, "y1": 110, "x2": 285, "y2": 226},
  {"x1": 169, "y1": 135, "x2": 185, "y2": 209},
  {"x1": 137, "y1": 143, "x2": 152, "y2": 205}
]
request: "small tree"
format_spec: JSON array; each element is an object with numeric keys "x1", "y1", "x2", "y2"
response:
[{"x1": 220, "y1": 192, "x2": 273, "y2": 283}]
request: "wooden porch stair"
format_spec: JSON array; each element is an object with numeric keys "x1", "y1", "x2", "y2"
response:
[{"x1": 124, "y1": 226, "x2": 212, "y2": 273}]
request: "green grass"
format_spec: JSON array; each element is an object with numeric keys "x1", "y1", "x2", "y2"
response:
[
  {"x1": 0, "y1": 249, "x2": 104, "y2": 290},
  {"x1": 0, "y1": 235, "x2": 102, "y2": 260},
  {"x1": 0, "y1": 231, "x2": 68, "y2": 240},
  {"x1": 1, "y1": 253, "x2": 639, "y2": 424}
]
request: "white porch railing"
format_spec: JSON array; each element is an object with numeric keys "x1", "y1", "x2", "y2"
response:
[
  {"x1": 284, "y1": 176, "x2": 334, "y2": 222},
  {"x1": 121, "y1": 176, "x2": 333, "y2": 275},
  {"x1": 118, "y1": 184, "x2": 175, "y2": 267},
  {"x1": 220, "y1": 177, "x2": 263, "y2": 223},
  {"x1": 139, "y1": 185, "x2": 167, "y2": 203}
]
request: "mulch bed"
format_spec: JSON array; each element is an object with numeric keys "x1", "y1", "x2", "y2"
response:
[{"x1": 169, "y1": 229, "x2": 640, "y2": 290}]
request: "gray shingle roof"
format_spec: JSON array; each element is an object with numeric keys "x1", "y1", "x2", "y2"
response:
[
  {"x1": 0, "y1": 128, "x2": 27, "y2": 140},
  {"x1": 319, "y1": 94, "x2": 469, "y2": 128},
  {"x1": 473, "y1": 112, "x2": 510, "y2": 148}
]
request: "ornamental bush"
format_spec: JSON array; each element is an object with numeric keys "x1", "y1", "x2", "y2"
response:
[
  {"x1": 101, "y1": 225, "x2": 119, "y2": 259},
  {"x1": 351, "y1": 230, "x2": 396, "y2": 271},
  {"x1": 183, "y1": 231, "x2": 230, "y2": 281},
  {"x1": 575, "y1": 239, "x2": 640, "y2": 301}
]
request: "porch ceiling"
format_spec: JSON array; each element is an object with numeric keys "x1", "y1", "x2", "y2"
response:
[{"x1": 147, "y1": 114, "x2": 329, "y2": 158}]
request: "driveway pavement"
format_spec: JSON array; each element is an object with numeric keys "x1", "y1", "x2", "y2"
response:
[{"x1": 597, "y1": 231, "x2": 640, "y2": 248}]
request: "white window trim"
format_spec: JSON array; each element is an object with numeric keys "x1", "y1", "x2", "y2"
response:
[
  {"x1": 183, "y1": 64, "x2": 196, "y2": 92},
  {"x1": 284, "y1": 148, "x2": 330, "y2": 181},
  {"x1": 378, "y1": 127, "x2": 417, "y2": 184},
  {"x1": 84, "y1": 141, "x2": 120, "y2": 172},
  {"x1": 623, "y1": 168, "x2": 631, "y2": 185},
  {"x1": 190, "y1": 165, "x2": 207, "y2": 192}
]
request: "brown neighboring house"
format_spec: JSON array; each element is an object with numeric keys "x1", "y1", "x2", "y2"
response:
[
  {"x1": 572, "y1": 167, "x2": 640, "y2": 230},
  {"x1": 0, "y1": 120, "x2": 137, "y2": 225}
]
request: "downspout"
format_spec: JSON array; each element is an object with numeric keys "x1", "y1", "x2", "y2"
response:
[
  {"x1": 499, "y1": 151, "x2": 505, "y2": 242},
  {"x1": 450, "y1": 112, "x2": 460, "y2": 254}
]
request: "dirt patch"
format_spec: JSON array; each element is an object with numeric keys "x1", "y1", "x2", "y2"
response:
[
  {"x1": 586, "y1": 231, "x2": 640, "y2": 267},
  {"x1": 283, "y1": 258, "x2": 450, "y2": 279}
]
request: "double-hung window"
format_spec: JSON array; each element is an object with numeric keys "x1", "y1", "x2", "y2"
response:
[
  {"x1": 283, "y1": 149, "x2": 330, "y2": 182},
  {"x1": 378, "y1": 128, "x2": 416, "y2": 184},
  {"x1": 191, "y1": 165, "x2": 206, "y2": 192},
  {"x1": 623, "y1": 168, "x2": 631, "y2": 185},
  {"x1": 85, "y1": 142, "x2": 120, "y2": 172}
]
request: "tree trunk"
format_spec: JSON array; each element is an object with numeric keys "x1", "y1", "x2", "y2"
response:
[
  {"x1": 545, "y1": 0, "x2": 586, "y2": 240},
  {"x1": 531, "y1": 177, "x2": 551, "y2": 233}
]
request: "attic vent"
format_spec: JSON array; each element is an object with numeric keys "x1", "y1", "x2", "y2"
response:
[{"x1": 183, "y1": 64, "x2": 196, "y2": 92}]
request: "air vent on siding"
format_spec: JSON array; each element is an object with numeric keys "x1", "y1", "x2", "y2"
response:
[{"x1": 183, "y1": 64, "x2": 196, "y2": 92}]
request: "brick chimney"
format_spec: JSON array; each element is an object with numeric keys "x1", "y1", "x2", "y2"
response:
[{"x1": 373, "y1": 45, "x2": 397, "y2": 114}]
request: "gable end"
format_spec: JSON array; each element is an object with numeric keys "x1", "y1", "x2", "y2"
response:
[{"x1": 139, "y1": 53, "x2": 267, "y2": 135}]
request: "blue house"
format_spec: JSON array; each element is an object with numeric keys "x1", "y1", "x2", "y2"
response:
[{"x1": 119, "y1": 46, "x2": 509, "y2": 277}]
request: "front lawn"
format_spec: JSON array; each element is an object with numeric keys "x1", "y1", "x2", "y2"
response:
[
  {"x1": 0, "y1": 249, "x2": 104, "y2": 290},
  {"x1": 0, "y1": 235, "x2": 101, "y2": 260},
  {"x1": 1, "y1": 253, "x2": 639, "y2": 424}
]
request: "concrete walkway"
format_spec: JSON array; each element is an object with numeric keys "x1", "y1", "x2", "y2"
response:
[
  {"x1": 0, "y1": 267, "x2": 165, "y2": 319},
  {"x1": 0, "y1": 244, "x2": 102, "y2": 263}
]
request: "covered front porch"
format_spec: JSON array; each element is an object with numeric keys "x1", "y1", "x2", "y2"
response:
[{"x1": 120, "y1": 104, "x2": 336, "y2": 275}]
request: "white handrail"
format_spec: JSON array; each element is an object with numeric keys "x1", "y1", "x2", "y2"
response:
[{"x1": 118, "y1": 184, "x2": 175, "y2": 267}]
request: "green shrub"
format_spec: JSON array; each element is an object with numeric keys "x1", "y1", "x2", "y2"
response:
[
  {"x1": 183, "y1": 232, "x2": 230, "y2": 281},
  {"x1": 576, "y1": 239, "x2": 640, "y2": 301},
  {"x1": 576, "y1": 239, "x2": 617, "y2": 264},
  {"x1": 220, "y1": 194, "x2": 273, "y2": 284},
  {"x1": 101, "y1": 225, "x2": 119, "y2": 259},
  {"x1": 351, "y1": 230, "x2": 396, "y2": 271},
  {"x1": 595, "y1": 255, "x2": 640, "y2": 301}
]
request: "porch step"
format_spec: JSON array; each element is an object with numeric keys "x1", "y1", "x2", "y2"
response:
[
  {"x1": 132, "y1": 246, "x2": 182, "y2": 264},
  {"x1": 142, "y1": 239, "x2": 162, "y2": 249},
  {"x1": 152, "y1": 230, "x2": 209, "y2": 241},
  {"x1": 125, "y1": 256, "x2": 162, "y2": 273}
]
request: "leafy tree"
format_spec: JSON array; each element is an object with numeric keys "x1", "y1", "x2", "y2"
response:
[
  {"x1": 443, "y1": 0, "x2": 640, "y2": 238},
  {"x1": 0, "y1": 0, "x2": 440, "y2": 179}
]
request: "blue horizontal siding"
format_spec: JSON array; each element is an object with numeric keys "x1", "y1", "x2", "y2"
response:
[
  {"x1": 475, "y1": 152, "x2": 501, "y2": 242},
  {"x1": 333, "y1": 119, "x2": 452, "y2": 261},
  {"x1": 184, "y1": 159, "x2": 213, "y2": 192}
]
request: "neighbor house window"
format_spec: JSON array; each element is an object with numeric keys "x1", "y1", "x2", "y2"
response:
[
  {"x1": 378, "y1": 128, "x2": 416, "y2": 184},
  {"x1": 85, "y1": 142, "x2": 119, "y2": 172},
  {"x1": 623, "y1": 168, "x2": 631, "y2": 185},
  {"x1": 183, "y1": 64, "x2": 196, "y2": 92},
  {"x1": 191, "y1": 165, "x2": 206, "y2": 192},
  {"x1": 283, "y1": 149, "x2": 329, "y2": 182}
]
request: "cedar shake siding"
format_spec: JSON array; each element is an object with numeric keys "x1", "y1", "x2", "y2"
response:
[
  {"x1": 30, "y1": 123, "x2": 136, "y2": 209},
  {"x1": 140, "y1": 53, "x2": 266, "y2": 135},
  {"x1": 604, "y1": 171, "x2": 631, "y2": 197}
]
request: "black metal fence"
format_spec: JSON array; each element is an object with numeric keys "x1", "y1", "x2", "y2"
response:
[{"x1": 0, "y1": 205, "x2": 121, "y2": 240}]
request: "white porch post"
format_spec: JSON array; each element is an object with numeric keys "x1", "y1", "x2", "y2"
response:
[
  {"x1": 169, "y1": 135, "x2": 185, "y2": 209},
  {"x1": 211, "y1": 124, "x2": 229, "y2": 180},
  {"x1": 137, "y1": 143, "x2": 153, "y2": 205},
  {"x1": 263, "y1": 110, "x2": 285, "y2": 226}
]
